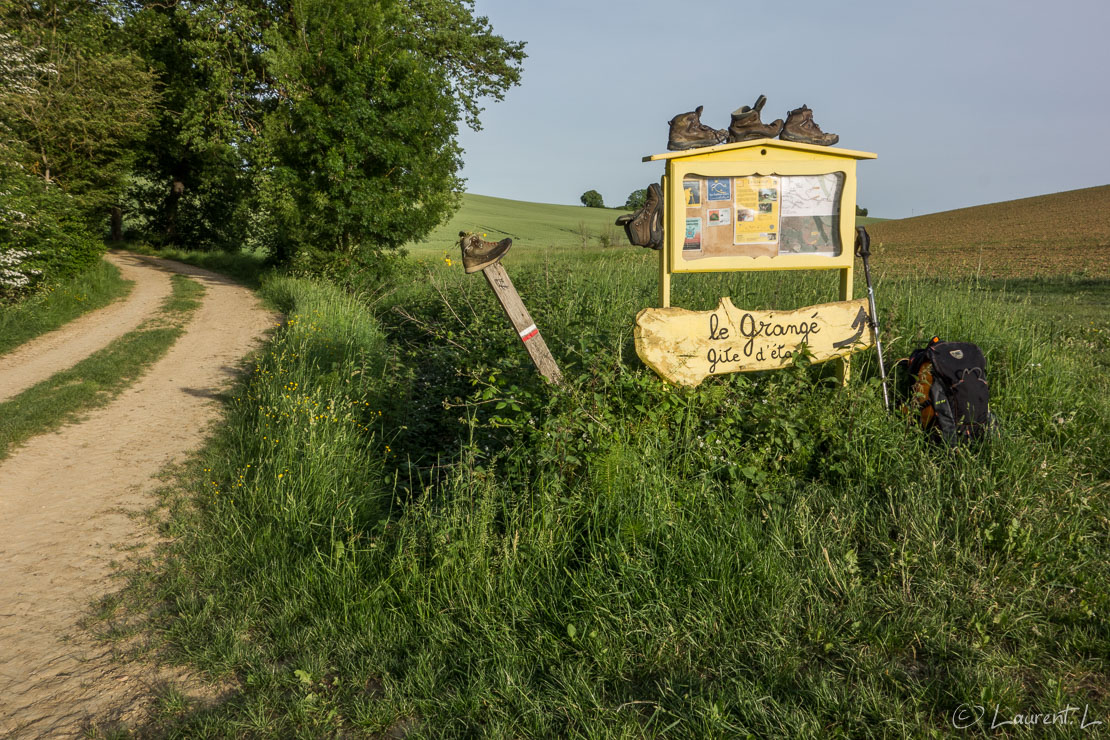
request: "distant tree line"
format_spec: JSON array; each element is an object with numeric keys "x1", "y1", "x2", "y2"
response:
[
  {"x1": 579, "y1": 188, "x2": 651, "y2": 210},
  {"x1": 0, "y1": 0, "x2": 525, "y2": 299}
]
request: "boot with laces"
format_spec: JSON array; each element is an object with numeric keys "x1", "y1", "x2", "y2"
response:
[
  {"x1": 779, "y1": 104, "x2": 839, "y2": 146},
  {"x1": 616, "y1": 182, "x2": 663, "y2": 249},
  {"x1": 459, "y1": 232, "x2": 513, "y2": 273},
  {"x1": 667, "y1": 105, "x2": 727, "y2": 151}
]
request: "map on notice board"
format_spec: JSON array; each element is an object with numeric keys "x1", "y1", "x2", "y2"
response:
[{"x1": 681, "y1": 172, "x2": 844, "y2": 260}]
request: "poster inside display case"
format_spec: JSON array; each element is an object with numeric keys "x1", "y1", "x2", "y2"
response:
[{"x1": 680, "y1": 172, "x2": 844, "y2": 260}]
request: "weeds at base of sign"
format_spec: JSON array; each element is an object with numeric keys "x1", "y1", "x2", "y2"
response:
[{"x1": 456, "y1": 223, "x2": 992, "y2": 452}]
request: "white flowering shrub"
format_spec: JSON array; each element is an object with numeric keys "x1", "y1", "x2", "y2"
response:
[
  {"x1": 0, "y1": 33, "x2": 102, "y2": 305},
  {"x1": 0, "y1": 157, "x2": 102, "y2": 304},
  {"x1": 0, "y1": 179, "x2": 42, "y2": 301},
  {"x1": 0, "y1": 177, "x2": 44, "y2": 300},
  {"x1": 0, "y1": 247, "x2": 41, "y2": 294},
  {"x1": 0, "y1": 189, "x2": 102, "y2": 304}
]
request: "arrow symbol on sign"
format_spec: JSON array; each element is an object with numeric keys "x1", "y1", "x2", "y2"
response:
[{"x1": 832, "y1": 307, "x2": 869, "y2": 349}]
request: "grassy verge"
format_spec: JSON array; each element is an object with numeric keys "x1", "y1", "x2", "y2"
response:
[
  {"x1": 123, "y1": 243, "x2": 271, "y2": 291},
  {"x1": 0, "y1": 257, "x2": 132, "y2": 356},
  {"x1": 109, "y1": 248, "x2": 1110, "y2": 737},
  {"x1": 0, "y1": 275, "x2": 204, "y2": 459}
]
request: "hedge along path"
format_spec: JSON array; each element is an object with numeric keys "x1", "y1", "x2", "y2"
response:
[
  {"x1": 0, "y1": 253, "x2": 278, "y2": 738},
  {"x1": 0, "y1": 251, "x2": 173, "y2": 404}
]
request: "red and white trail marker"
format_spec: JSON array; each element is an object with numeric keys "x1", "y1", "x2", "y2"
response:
[{"x1": 479, "y1": 262, "x2": 562, "y2": 385}]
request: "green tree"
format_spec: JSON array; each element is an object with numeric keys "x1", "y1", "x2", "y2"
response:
[
  {"x1": 123, "y1": 0, "x2": 263, "y2": 250},
  {"x1": 260, "y1": 0, "x2": 525, "y2": 268},
  {"x1": 856, "y1": 205, "x2": 868, "y2": 217},
  {"x1": 0, "y1": 0, "x2": 157, "y2": 224},
  {"x1": 580, "y1": 189, "x2": 604, "y2": 208},
  {"x1": 624, "y1": 188, "x2": 646, "y2": 210},
  {"x1": 0, "y1": 2, "x2": 153, "y2": 297}
]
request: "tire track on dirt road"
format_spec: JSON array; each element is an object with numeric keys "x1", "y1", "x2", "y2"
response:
[
  {"x1": 0, "y1": 251, "x2": 175, "y2": 404},
  {"x1": 0, "y1": 253, "x2": 278, "y2": 738}
]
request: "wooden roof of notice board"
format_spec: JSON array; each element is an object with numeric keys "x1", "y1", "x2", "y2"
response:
[{"x1": 643, "y1": 138, "x2": 877, "y2": 162}]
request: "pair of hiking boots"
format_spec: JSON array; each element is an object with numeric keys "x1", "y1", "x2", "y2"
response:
[
  {"x1": 667, "y1": 96, "x2": 839, "y2": 150},
  {"x1": 616, "y1": 182, "x2": 663, "y2": 250}
]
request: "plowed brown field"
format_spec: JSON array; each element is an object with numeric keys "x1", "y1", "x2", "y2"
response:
[{"x1": 866, "y1": 185, "x2": 1110, "y2": 278}]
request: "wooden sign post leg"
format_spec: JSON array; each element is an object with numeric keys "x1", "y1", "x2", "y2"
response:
[
  {"x1": 481, "y1": 262, "x2": 563, "y2": 385},
  {"x1": 659, "y1": 172, "x2": 671, "y2": 308},
  {"x1": 837, "y1": 265, "x2": 854, "y2": 385}
]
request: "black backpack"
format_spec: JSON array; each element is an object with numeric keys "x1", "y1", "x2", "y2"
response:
[{"x1": 895, "y1": 338, "x2": 994, "y2": 443}]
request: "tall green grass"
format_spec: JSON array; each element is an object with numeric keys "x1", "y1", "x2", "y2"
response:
[{"x1": 120, "y1": 251, "x2": 1109, "y2": 737}]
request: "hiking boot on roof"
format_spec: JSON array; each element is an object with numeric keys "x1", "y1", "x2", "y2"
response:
[
  {"x1": 459, "y1": 232, "x2": 512, "y2": 273},
  {"x1": 667, "y1": 105, "x2": 727, "y2": 151},
  {"x1": 727, "y1": 94, "x2": 784, "y2": 142},
  {"x1": 780, "y1": 104, "x2": 839, "y2": 146}
]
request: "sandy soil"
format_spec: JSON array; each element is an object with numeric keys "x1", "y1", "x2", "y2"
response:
[
  {"x1": 0, "y1": 252, "x2": 278, "y2": 738},
  {"x1": 0, "y1": 252, "x2": 174, "y2": 404}
]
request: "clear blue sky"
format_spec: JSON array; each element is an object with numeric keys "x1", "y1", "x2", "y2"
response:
[{"x1": 457, "y1": 0, "x2": 1110, "y2": 219}]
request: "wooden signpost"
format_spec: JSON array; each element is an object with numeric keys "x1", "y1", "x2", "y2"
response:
[
  {"x1": 635, "y1": 297, "x2": 873, "y2": 386},
  {"x1": 479, "y1": 261, "x2": 563, "y2": 385}
]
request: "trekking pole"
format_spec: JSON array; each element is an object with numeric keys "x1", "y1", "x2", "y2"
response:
[{"x1": 855, "y1": 226, "x2": 890, "y2": 410}]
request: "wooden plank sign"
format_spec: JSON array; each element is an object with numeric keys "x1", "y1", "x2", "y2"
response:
[
  {"x1": 635, "y1": 297, "x2": 873, "y2": 386},
  {"x1": 481, "y1": 262, "x2": 563, "y2": 385}
]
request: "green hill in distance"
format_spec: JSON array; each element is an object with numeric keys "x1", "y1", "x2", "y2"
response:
[
  {"x1": 408, "y1": 192, "x2": 887, "y2": 260},
  {"x1": 406, "y1": 193, "x2": 634, "y2": 257},
  {"x1": 410, "y1": 186, "x2": 1109, "y2": 279},
  {"x1": 868, "y1": 184, "x2": 1110, "y2": 278}
]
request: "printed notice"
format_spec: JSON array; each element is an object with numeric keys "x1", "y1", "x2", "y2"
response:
[
  {"x1": 677, "y1": 172, "x2": 844, "y2": 261},
  {"x1": 779, "y1": 173, "x2": 843, "y2": 254},
  {"x1": 707, "y1": 178, "x2": 731, "y2": 201},
  {"x1": 683, "y1": 180, "x2": 702, "y2": 207},
  {"x1": 780, "y1": 215, "x2": 838, "y2": 253},
  {"x1": 684, "y1": 217, "x2": 702, "y2": 249},
  {"x1": 781, "y1": 174, "x2": 841, "y2": 217},
  {"x1": 734, "y1": 176, "x2": 779, "y2": 245}
]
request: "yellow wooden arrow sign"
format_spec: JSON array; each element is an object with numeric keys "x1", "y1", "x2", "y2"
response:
[{"x1": 635, "y1": 297, "x2": 873, "y2": 386}]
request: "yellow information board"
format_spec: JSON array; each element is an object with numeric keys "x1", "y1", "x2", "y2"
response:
[
  {"x1": 638, "y1": 137, "x2": 876, "y2": 383},
  {"x1": 645, "y1": 139, "x2": 875, "y2": 292}
]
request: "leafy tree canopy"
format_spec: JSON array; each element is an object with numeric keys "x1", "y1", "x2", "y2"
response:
[
  {"x1": 123, "y1": 0, "x2": 525, "y2": 264},
  {"x1": 0, "y1": 0, "x2": 157, "y2": 219},
  {"x1": 1, "y1": 0, "x2": 154, "y2": 299},
  {"x1": 625, "y1": 188, "x2": 646, "y2": 210},
  {"x1": 580, "y1": 189, "x2": 604, "y2": 208},
  {"x1": 2, "y1": 0, "x2": 526, "y2": 277}
]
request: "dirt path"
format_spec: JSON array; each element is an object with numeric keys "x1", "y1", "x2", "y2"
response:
[
  {"x1": 0, "y1": 252, "x2": 175, "y2": 404},
  {"x1": 0, "y1": 252, "x2": 278, "y2": 738}
]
